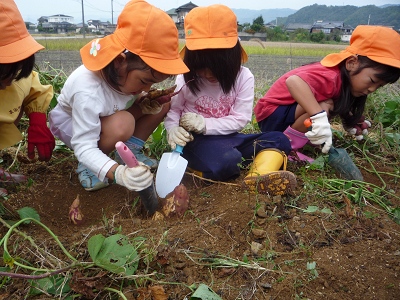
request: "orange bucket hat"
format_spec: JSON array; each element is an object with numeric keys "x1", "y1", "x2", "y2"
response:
[
  {"x1": 81, "y1": 0, "x2": 188, "y2": 75},
  {"x1": 0, "y1": 0, "x2": 44, "y2": 63},
  {"x1": 321, "y1": 25, "x2": 400, "y2": 68},
  {"x1": 180, "y1": 4, "x2": 248, "y2": 63}
]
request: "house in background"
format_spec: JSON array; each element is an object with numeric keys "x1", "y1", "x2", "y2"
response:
[
  {"x1": 285, "y1": 23, "x2": 312, "y2": 33},
  {"x1": 311, "y1": 21, "x2": 354, "y2": 42},
  {"x1": 166, "y1": 8, "x2": 178, "y2": 23},
  {"x1": 38, "y1": 14, "x2": 75, "y2": 33},
  {"x1": 87, "y1": 19, "x2": 113, "y2": 34},
  {"x1": 166, "y1": 2, "x2": 198, "y2": 29},
  {"x1": 48, "y1": 14, "x2": 74, "y2": 24},
  {"x1": 338, "y1": 25, "x2": 354, "y2": 42}
]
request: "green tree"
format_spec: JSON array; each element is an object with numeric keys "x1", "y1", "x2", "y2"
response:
[
  {"x1": 328, "y1": 28, "x2": 342, "y2": 42},
  {"x1": 250, "y1": 15, "x2": 266, "y2": 33},
  {"x1": 291, "y1": 28, "x2": 310, "y2": 42},
  {"x1": 253, "y1": 15, "x2": 264, "y2": 26},
  {"x1": 266, "y1": 26, "x2": 288, "y2": 41},
  {"x1": 310, "y1": 31, "x2": 325, "y2": 43}
]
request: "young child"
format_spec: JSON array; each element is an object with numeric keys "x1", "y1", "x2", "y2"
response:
[
  {"x1": 48, "y1": 0, "x2": 189, "y2": 193},
  {"x1": 254, "y1": 25, "x2": 400, "y2": 161},
  {"x1": 164, "y1": 4, "x2": 296, "y2": 196},
  {"x1": 0, "y1": 0, "x2": 54, "y2": 197}
]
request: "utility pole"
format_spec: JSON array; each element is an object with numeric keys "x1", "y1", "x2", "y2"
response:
[
  {"x1": 81, "y1": 0, "x2": 85, "y2": 38},
  {"x1": 111, "y1": 0, "x2": 114, "y2": 25}
]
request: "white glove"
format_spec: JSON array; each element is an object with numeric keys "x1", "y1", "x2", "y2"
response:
[
  {"x1": 179, "y1": 112, "x2": 206, "y2": 134},
  {"x1": 138, "y1": 98, "x2": 163, "y2": 115},
  {"x1": 305, "y1": 111, "x2": 332, "y2": 154},
  {"x1": 167, "y1": 126, "x2": 194, "y2": 150},
  {"x1": 114, "y1": 164, "x2": 153, "y2": 191}
]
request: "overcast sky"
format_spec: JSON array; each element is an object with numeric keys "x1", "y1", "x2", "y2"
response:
[{"x1": 14, "y1": 0, "x2": 396, "y2": 23}]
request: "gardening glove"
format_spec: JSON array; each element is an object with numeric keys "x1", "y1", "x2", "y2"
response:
[
  {"x1": 114, "y1": 163, "x2": 153, "y2": 191},
  {"x1": 179, "y1": 112, "x2": 206, "y2": 134},
  {"x1": 305, "y1": 111, "x2": 332, "y2": 154},
  {"x1": 27, "y1": 112, "x2": 56, "y2": 161},
  {"x1": 138, "y1": 97, "x2": 163, "y2": 115},
  {"x1": 167, "y1": 126, "x2": 194, "y2": 150},
  {"x1": 345, "y1": 116, "x2": 372, "y2": 141}
]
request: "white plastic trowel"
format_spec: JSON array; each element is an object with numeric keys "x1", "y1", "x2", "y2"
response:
[{"x1": 155, "y1": 145, "x2": 188, "y2": 198}]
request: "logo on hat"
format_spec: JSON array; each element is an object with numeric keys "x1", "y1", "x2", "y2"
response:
[{"x1": 90, "y1": 39, "x2": 101, "y2": 57}]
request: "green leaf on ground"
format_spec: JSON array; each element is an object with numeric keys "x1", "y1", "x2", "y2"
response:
[
  {"x1": 191, "y1": 283, "x2": 222, "y2": 300},
  {"x1": 88, "y1": 234, "x2": 139, "y2": 275},
  {"x1": 17, "y1": 207, "x2": 40, "y2": 224}
]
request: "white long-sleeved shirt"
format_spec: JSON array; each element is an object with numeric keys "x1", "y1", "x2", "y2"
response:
[
  {"x1": 51, "y1": 65, "x2": 137, "y2": 180},
  {"x1": 164, "y1": 66, "x2": 254, "y2": 135}
]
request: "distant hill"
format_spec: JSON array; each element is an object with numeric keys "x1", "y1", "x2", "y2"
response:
[
  {"x1": 285, "y1": 4, "x2": 400, "y2": 29},
  {"x1": 232, "y1": 8, "x2": 296, "y2": 25},
  {"x1": 232, "y1": 4, "x2": 400, "y2": 29}
]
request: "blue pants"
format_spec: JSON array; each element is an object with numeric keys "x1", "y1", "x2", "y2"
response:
[
  {"x1": 258, "y1": 104, "x2": 297, "y2": 132},
  {"x1": 182, "y1": 132, "x2": 291, "y2": 181}
]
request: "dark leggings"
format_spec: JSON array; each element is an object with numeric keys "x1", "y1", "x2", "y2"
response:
[
  {"x1": 182, "y1": 131, "x2": 291, "y2": 181},
  {"x1": 258, "y1": 104, "x2": 297, "y2": 132}
]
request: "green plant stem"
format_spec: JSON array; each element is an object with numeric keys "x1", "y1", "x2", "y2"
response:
[
  {"x1": 318, "y1": 179, "x2": 397, "y2": 216},
  {"x1": 360, "y1": 142, "x2": 386, "y2": 188},
  {"x1": 2, "y1": 217, "x2": 78, "y2": 271},
  {"x1": 0, "y1": 265, "x2": 74, "y2": 279},
  {"x1": 182, "y1": 250, "x2": 275, "y2": 272},
  {"x1": 104, "y1": 287, "x2": 128, "y2": 300}
]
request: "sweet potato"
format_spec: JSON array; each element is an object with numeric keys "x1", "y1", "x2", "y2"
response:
[
  {"x1": 161, "y1": 184, "x2": 189, "y2": 217},
  {"x1": 69, "y1": 194, "x2": 84, "y2": 225},
  {"x1": 138, "y1": 79, "x2": 194, "y2": 105},
  {"x1": 137, "y1": 85, "x2": 177, "y2": 105}
]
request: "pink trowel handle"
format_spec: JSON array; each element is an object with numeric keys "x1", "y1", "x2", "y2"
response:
[{"x1": 115, "y1": 141, "x2": 139, "y2": 168}]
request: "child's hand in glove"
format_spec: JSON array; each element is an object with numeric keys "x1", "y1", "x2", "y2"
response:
[
  {"x1": 345, "y1": 116, "x2": 372, "y2": 141},
  {"x1": 138, "y1": 97, "x2": 163, "y2": 115},
  {"x1": 114, "y1": 163, "x2": 153, "y2": 191},
  {"x1": 304, "y1": 110, "x2": 332, "y2": 153},
  {"x1": 167, "y1": 126, "x2": 194, "y2": 150},
  {"x1": 27, "y1": 112, "x2": 56, "y2": 161},
  {"x1": 179, "y1": 112, "x2": 206, "y2": 134}
]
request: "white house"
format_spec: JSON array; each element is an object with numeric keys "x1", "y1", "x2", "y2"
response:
[{"x1": 47, "y1": 14, "x2": 74, "y2": 24}]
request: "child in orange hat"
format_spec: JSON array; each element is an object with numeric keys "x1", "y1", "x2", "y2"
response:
[
  {"x1": 164, "y1": 4, "x2": 296, "y2": 196},
  {"x1": 254, "y1": 25, "x2": 400, "y2": 161},
  {"x1": 48, "y1": 0, "x2": 189, "y2": 198},
  {"x1": 0, "y1": 0, "x2": 54, "y2": 197}
]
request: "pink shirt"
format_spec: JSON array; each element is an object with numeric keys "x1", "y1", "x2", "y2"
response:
[
  {"x1": 254, "y1": 62, "x2": 342, "y2": 122},
  {"x1": 165, "y1": 66, "x2": 255, "y2": 135}
]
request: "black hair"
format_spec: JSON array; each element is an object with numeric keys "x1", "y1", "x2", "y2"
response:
[
  {"x1": 183, "y1": 41, "x2": 243, "y2": 95},
  {"x1": 102, "y1": 51, "x2": 156, "y2": 88},
  {"x1": 0, "y1": 54, "x2": 35, "y2": 81},
  {"x1": 331, "y1": 55, "x2": 400, "y2": 128}
]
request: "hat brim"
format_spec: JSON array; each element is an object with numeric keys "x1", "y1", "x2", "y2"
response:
[
  {"x1": 180, "y1": 43, "x2": 248, "y2": 63},
  {"x1": 141, "y1": 56, "x2": 189, "y2": 75},
  {"x1": 186, "y1": 36, "x2": 238, "y2": 51},
  {"x1": 321, "y1": 47, "x2": 400, "y2": 69},
  {"x1": 320, "y1": 50, "x2": 353, "y2": 67},
  {"x1": 81, "y1": 34, "x2": 189, "y2": 74},
  {"x1": 0, "y1": 35, "x2": 44, "y2": 63},
  {"x1": 80, "y1": 35, "x2": 123, "y2": 71}
]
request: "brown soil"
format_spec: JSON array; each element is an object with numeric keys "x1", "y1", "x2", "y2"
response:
[
  {"x1": 1, "y1": 149, "x2": 399, "y2": 300},
  {"x1": 1, "y1": 49, "x2": 399, "y2": 299}
]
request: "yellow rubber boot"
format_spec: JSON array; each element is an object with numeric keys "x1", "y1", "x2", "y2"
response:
[{"x1": 243, "y1": 148, "x2": 297, "y2": 196}]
